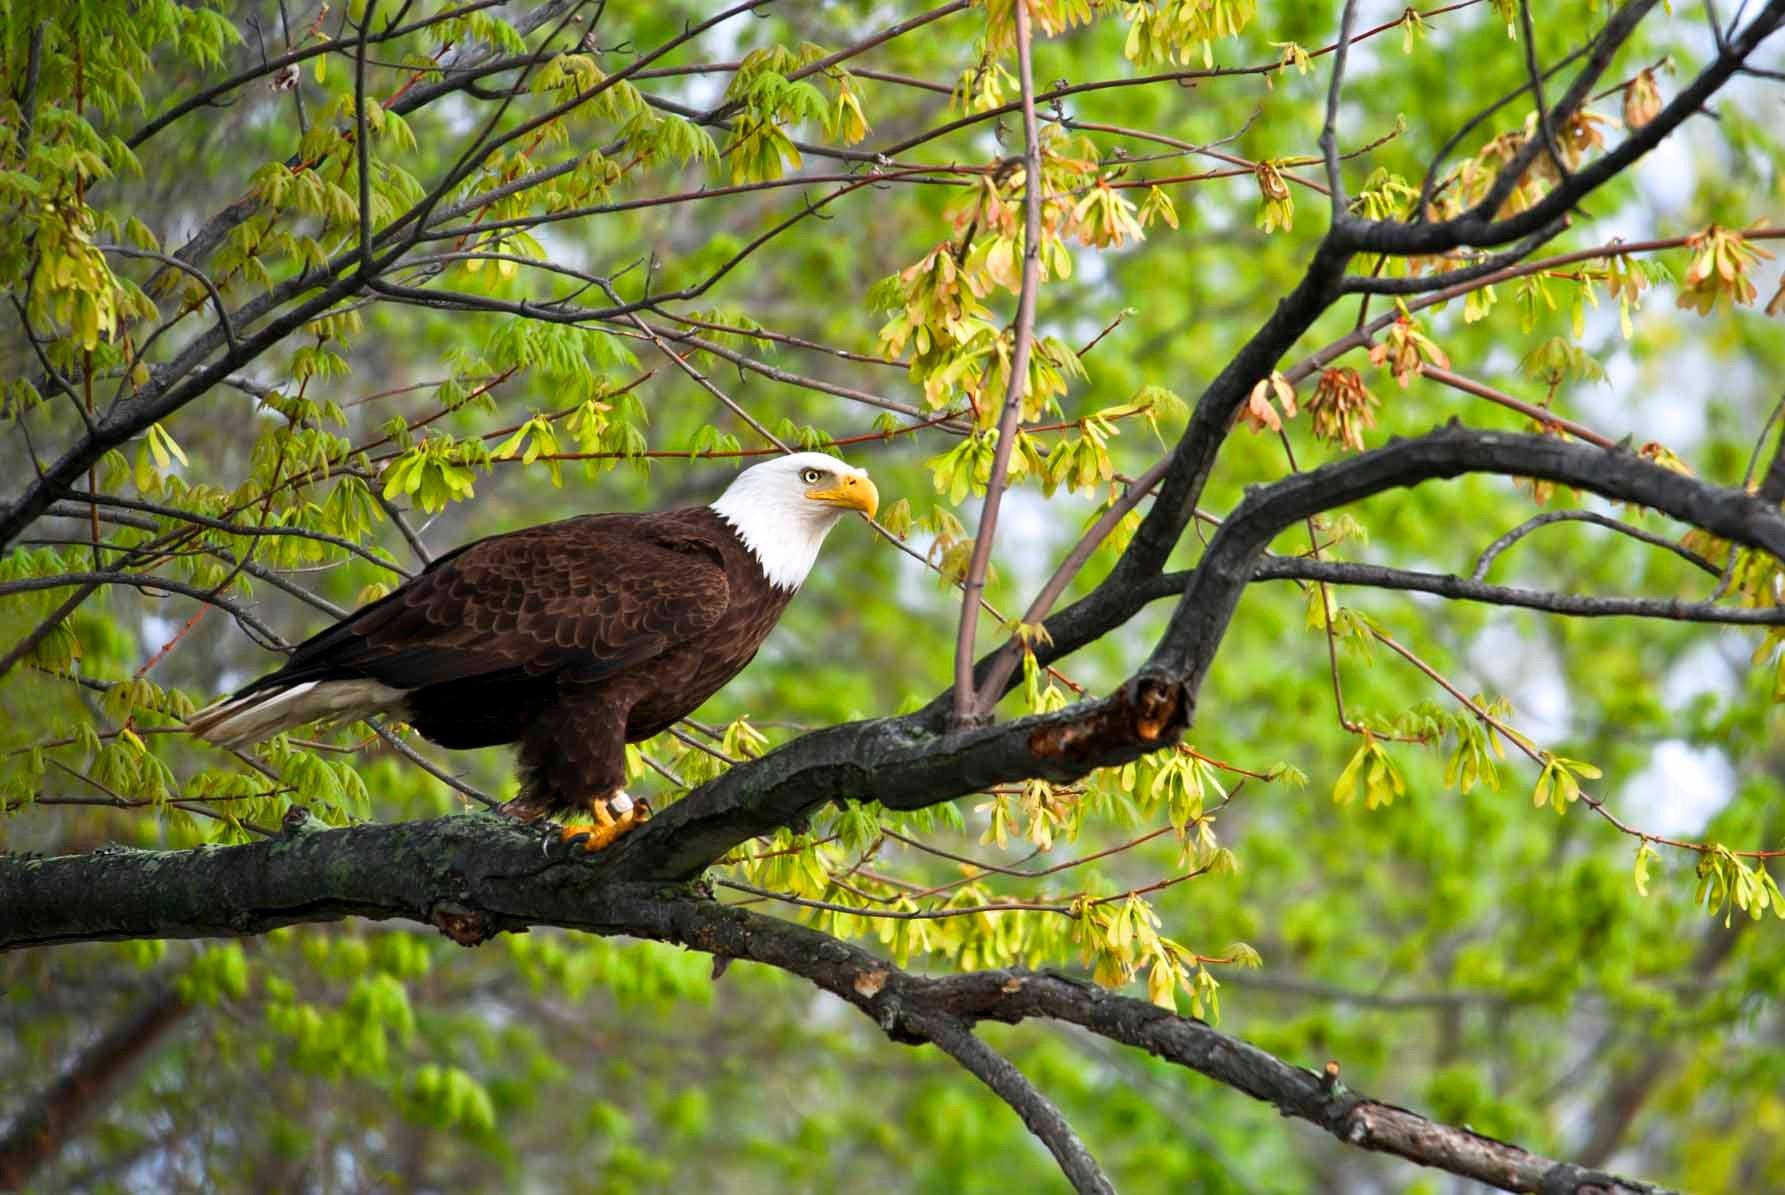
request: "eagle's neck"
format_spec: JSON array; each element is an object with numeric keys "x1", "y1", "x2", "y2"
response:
[{"x1": 709, "y1": 483, "x2": 845, "y2": 592}]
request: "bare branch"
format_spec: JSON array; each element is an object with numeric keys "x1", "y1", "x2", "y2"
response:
[
  {"x1": 604, "y1": 293, "x2": 789, "y2": 452},
  {"x1": 65, "y1": 490, "x2": 413, "y2": 578},
  {"x1": 96, "y1": 244, "x2": 238, "y2": 353},
  {"x1": 367, "y1": 721, "x2": 500, "y2": 809},
  {"x1": 1148, "y1": 425, "x2": 1785, "y2": 691},
  {"x1": 369, "y1": 489, "x2": 436, "y2": 567},
  {"x1": 1518, "y1": 0, "x2": 1570, "y2": 181},
  {"x1": 1755, "y1": 393, "x2": 1785, "y2": 504},
  {"x1": 1336, "y1": 217, "x2": 1566, "y2": 295},
  {"x1": 919, "y1": 1017, "x2": 1116, "y2": 1195},
  {"x1": 1245, "y1": 556, "x2": 1784, "y2": 626},
  {"x1": 1321, "y1": 0, "x2": 1362, "y2": 217},
  {"x1": 644, "y1": 322, "x2": 936, "y2": 421},
  {"x1": 0, "y1": 572, "x2": 289, "y2": 650},
  {"x1": 1471, "y1": 510, "x2": 1718, "y2": 581},
  {"x1": 1418, "y1": 363, "x2": 1614, "y2": 447}
]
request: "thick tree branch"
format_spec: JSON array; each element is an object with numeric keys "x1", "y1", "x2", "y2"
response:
[
  {"x1": 1476, "y1": 0, "x2": 1654, "y2": 218},
  {"x1": 1148, "y1": 425, "x2": 1785, "y2": 687},
  {"x1": 0, "y1": 818, "x2": 1673, "y2": 1194},
  {"x1": 1414, "y1": 39, "x2": 1594, "y2": 220},
  {"x1": 1335, "y1": 218, "x2": 1566, "y2": 295},
  {"x1": 1131, "y1": 245, "x2": 1349, "y2": 564}
]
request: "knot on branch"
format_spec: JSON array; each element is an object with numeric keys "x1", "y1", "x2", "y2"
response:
[
  {"x1": 429, "y1": 900, "x2": 494, "y2": 947},
  {"x1": 833, "y1": 960, "x2": 929, "y2": 1045},
  {"x1": 1333, "y1": 1098, "x2": 1379, "y2": 1147},
  {"x1": 281, "y1": 804, "x2": 319, "y2": 835},
  {"x1": 871, "y1": 992, "x2": 929, "y2": 1046},
  {"x1": 1028, "y1": 675, "x2": 1186, "y2": 765}
]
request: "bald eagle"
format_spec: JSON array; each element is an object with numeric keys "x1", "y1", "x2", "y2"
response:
[{"x1": 188, "y1": 453, "x2": 878, "y2": 847}]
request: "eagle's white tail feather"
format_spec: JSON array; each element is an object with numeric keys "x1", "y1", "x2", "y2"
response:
[{"x1": 188, "y1": 679, "x2": 410, "y2": 747}]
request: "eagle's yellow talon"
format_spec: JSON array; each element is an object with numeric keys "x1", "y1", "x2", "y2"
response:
[{"x1": 558, "y1": 793, "x2": 647, "y2": 852}]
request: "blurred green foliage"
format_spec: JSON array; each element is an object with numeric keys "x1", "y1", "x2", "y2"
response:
[{"x1": 3, "y1": 1, "x2": 1785, "y2": 1191}]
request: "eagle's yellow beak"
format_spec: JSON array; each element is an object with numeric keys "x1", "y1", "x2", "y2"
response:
[{"x1": 808, "y1": 471, "x2": 879, "y2": 520}]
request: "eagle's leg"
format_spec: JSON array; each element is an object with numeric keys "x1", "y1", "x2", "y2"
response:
[{"x1": 558, "y1": 789, "x2": 651, "y2": 852}]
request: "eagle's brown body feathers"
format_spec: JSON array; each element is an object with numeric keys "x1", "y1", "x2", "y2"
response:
[
  {"x1": 196, "y1": 507, "x2": 795, "y2": 818},
  {"x1": 190, "y1": 452, "x2": 877, "y2": 832}
]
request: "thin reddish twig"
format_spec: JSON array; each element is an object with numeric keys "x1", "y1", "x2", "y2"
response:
[{"x1": 952, "y1": 0, "x2": 1044, "y2": 726}]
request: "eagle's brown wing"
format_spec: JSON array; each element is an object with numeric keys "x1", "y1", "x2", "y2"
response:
[{"x1": 249, "y1": 513, "x2": 733, "y2": 695}]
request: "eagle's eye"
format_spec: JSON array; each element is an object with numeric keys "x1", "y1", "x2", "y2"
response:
[{"x1": 801, "y1": 468, "x2": 824, "y2": 484}]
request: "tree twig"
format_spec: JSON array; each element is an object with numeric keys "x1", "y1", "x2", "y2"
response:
[
  {"x1": 952, "y1": 0, "x2": 1045, "y2": 727},
  {"x1": 919, "y1": 1016, "x2": 1116, "y2": 1195},
  {"x1": 1320, "y1": 0, "x2": 1361, "y2": 217}
]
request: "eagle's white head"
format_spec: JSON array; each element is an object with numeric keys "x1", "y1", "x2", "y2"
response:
[{"x1": 710, "y1": 451, "x2": 879, "y2": 591}]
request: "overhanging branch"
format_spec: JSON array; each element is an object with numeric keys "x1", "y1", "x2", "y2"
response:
[{"x1": 1147, "y1": 425, "x2": 1785, "y2": 687}]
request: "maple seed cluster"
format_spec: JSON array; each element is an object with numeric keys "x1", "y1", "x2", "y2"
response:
[{"x1": 1309, "y1": 368, "x2": 1382, "y2": 453}]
